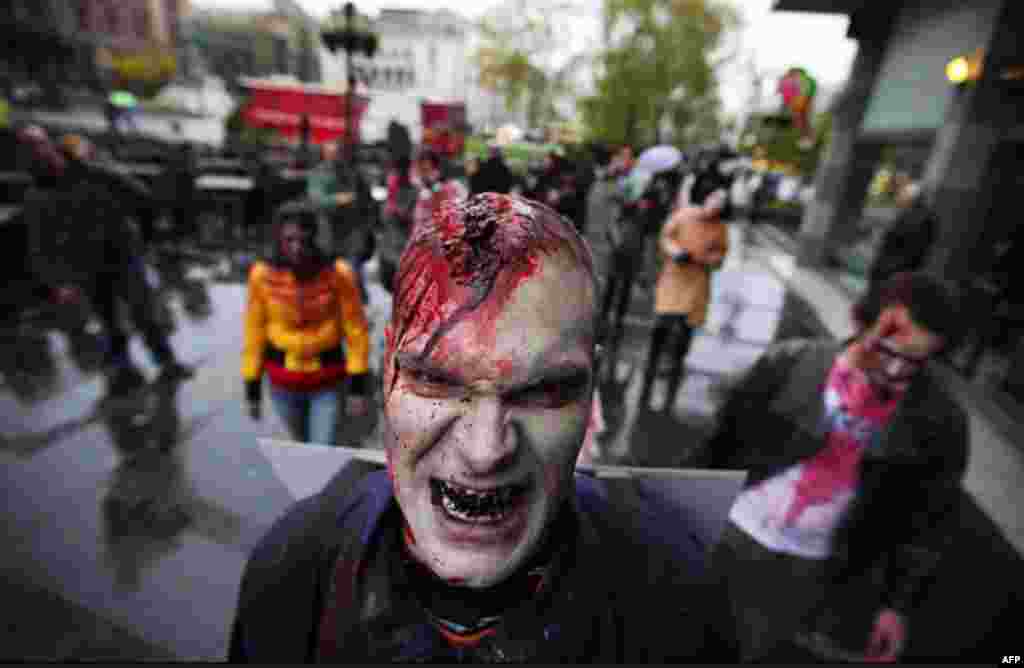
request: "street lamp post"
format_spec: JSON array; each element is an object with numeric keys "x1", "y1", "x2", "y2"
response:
[{"x1": 321, "y1": 2, "x2": 378, "y2": 164}]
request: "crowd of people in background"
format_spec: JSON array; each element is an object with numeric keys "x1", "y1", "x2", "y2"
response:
[{"x1": 6, "y1": 115, "x2": 753, "y2": 434}]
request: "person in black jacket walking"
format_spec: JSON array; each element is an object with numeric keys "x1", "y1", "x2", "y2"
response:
[
  {"x1": 24, "y1": 129, "x2": 192, "y2": 394},
  {"x1": 705, "y1": 272, "x2": 968, "y2": 662},
  {"x1": 600, "y1": 170, "x2": 674, "y2": 344},
  {"x1": 470, "y1": 144, "x2": 515, "y2": 196},
  {"x1": 867, "y1": 182, "x2": 935, "y2": 294}
]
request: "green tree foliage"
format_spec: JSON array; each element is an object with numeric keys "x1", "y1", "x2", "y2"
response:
[
  {"x1": 581, "y1": 0, "x2": 739, "y2": 147},
  {"x1": 474, "y1": 2, "x2": 589, "y2": 130}
]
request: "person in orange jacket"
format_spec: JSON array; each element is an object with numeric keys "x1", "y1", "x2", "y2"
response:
[
  {"x1": 242, "y1": 201, "x2": 370, "y2": 445},
  {"x1": 640, "y1": 191, "x2": 730, "y2": 411}
]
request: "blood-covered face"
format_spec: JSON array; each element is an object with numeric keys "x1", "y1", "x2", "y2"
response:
[
  {"x1": 382, "y1": 248, "x2": 596, "y2": 588},
  {"x1": 849, "y1": 304, "x2": 944, "y2": 396},
  {"x1": 279, "y1": 222, "x2": 314, "y2": 266}
]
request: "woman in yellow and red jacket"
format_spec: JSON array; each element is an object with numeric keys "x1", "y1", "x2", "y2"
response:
[{"x1": 242, "y1": 201, "x2": 370, "y2": 445}]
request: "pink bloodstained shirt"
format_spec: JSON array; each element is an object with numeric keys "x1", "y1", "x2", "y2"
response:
[{"x1": 728, "y1": 355, "x2": 902, "y2": 559}]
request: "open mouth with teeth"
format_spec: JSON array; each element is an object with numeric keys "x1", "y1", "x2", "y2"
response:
[{"x1": 430, "y1": 479, "x2": 530, "y2": 524}]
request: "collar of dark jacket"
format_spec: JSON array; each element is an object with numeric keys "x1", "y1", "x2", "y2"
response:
[{"x1": 318, "y1": 487, "x2": 620, "y2": 663}]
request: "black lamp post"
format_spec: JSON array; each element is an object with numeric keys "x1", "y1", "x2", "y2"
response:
[{"x1": 321, "y1": 3, "x2": 378, "y2": 163}]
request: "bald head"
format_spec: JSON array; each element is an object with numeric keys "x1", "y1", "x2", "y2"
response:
[{"x1": 389, "y1": 194, "x2": 597, "y2": 370}]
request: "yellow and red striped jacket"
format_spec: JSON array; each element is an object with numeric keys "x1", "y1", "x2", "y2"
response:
[{"x1": 242, "y1": 259, "x2": 369, "y2": 393}]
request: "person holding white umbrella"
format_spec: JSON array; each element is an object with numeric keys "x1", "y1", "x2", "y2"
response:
[{"x1": 599, "y1": 147, "x2": 680, "y2": 343}]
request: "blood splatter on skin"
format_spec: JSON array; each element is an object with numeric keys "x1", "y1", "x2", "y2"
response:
[
  {"x1": 859, "y1": 305, "x2": 924, "y2": 359},
  {"x1": 386, "y1": 194, "x2": 593, "y2": 397}
]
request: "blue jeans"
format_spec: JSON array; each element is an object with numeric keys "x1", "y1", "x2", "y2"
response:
[{"x1": 269, "y1": 384, "x2": 345, "y2": 445}]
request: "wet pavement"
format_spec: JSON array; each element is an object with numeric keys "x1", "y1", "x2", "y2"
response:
[{"x1": 0, "y1": 193, "x2": 1020, "y2": 659}]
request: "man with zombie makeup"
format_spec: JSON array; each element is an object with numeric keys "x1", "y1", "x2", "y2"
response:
[
  {"x1": 704, "y1": 272, "x2": 969, "y2": 662},
  {"x1": 21, "y1": 127, "x2": 192, "y2": 394},
  {"x1": 229, "y1": 194, "x2": 737, "y2": 662},
  {"x1": 413, "y1": 150, "x2": 467, "y2": 231}
]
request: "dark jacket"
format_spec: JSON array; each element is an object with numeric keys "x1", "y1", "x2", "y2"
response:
[
  {"x1": 705, "y1": 338, "x2": 969, "y2": 614},
  {"x1": 471, "y1": 156, "x2": 515, "y2": 195},
  {"x1": 869, "y1": 203, "x2": 937, "y2": 284},
  {"x1": 26, "y1": 175, "x2": 138, "y2": 289},
  {"x1": 72, "y1": 159, "x2": 154, "y2": 218},
  {"x1": 229, "y1": 463, "x2": 737, "y2": 663},
  {"x1": 608, "y1": 176, "x2": 671, "y2": 259}
]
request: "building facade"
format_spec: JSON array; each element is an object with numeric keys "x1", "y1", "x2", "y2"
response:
[
  {"x1": 320, "y1": 8, "x2": 498, "y2": 143},
  {"x1": 0, "y1": 0, "x2": 186, "y2": 95},
  {"x1": 189, "y1": 2, "x2": 321, "y2": 95},
  {"x1": 779, "y1": 0, "x2": 1024, "y2": 419}
]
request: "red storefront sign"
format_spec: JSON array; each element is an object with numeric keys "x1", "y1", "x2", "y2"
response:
[
  {"x1": 241, "y1": 78, "x2": 369, "y2": 145},
  {"x1": 421, "y1": 100, "x2": 466, "y2": 157}
]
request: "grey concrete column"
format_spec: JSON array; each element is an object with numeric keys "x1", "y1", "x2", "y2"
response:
[
  {"x1": 924, "y1": 0, "x2": 1018, "y2": 279},
  {"x1": 796, "y1": 8, "x2": 896, "y2": 267}
]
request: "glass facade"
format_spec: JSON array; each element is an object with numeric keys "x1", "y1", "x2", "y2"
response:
[
  {"x1": 947, "y1": 141, "x2": 1024, "y2": 407},
  {"x1": 824, "y1": 135, "x2": 1024, "y2": 413}
]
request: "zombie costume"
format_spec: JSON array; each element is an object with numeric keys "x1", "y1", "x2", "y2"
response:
[
  {"x1": 26, "y1": 169, "x2": 184, "y2": 384},
  {"x1": 704, "y1": 338, "x2": 969, "y2": 660},
  {"x1": 641, "y1": 207, "x2": 729, "y2": 406},
  {"x1": 242, "y1": 258, "x2": 370, "y2": 444},
  {"x1": 229, "y1": 464, "x2": 737, "y2": 662}
]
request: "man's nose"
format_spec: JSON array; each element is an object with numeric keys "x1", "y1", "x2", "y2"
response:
[{"x1": 452, "y1": 397, "x2": 518, "y2": 475}]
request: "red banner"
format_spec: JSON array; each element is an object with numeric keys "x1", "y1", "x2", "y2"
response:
[
  {"x1": 241, "y1": 84, "x2": 369, "y2": 145},
  {"x1": 421, "y1": 101, "x2": 466, "y2": 157}
]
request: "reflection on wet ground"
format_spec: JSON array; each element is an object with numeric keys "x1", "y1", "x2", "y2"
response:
[
  {"x1": 98, "y1": 378, "x2": 242, "y2": 592},
  {"x1": 0, "y1": 247, "x2": 294, "y2": 659}
]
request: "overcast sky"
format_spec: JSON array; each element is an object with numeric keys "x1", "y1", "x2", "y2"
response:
[{"x1": 195, "y1": 0, "x2": 857, "y2": 115}]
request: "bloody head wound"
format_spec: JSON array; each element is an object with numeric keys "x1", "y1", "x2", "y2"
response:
[{"x1": 388, "y1": 193, "x2": 595, "y2": 393}]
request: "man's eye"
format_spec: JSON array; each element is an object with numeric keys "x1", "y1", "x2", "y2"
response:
[
  {"x1": 512, "y1": 379, "x2": 588, "y2": 408},
  {"x1": 408, "y1": 370, "x2": 450, "y2": 386}
]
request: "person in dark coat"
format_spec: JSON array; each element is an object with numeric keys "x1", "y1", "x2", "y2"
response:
[
  {"x1": 59, "y1": 133, "x2": 160, "y2": 247},
  {"x1": 23, "y1": 129, "x2": 192, "y2": 394},
  {"x1": 163, "y1": 141, "x2": 199, "y2": 242},
  {"x1": 600, "y1": 168, "x2": 675, "y2": 344},
  {"x1": 704, "y1": 272, "x2": 968, "y2": 662},
  {"x1": 308, "y1": 141, "x2": 375, "y2": 302},
  {"x1": 229, "y1": 194, "x2": 738, "y2": 663},
  {"x1": 470, "y1": 144, "x2": 515, "y2": 196},
  {"x1": 867, "y1": 183, "x2": 936, "y2": 294},
  {"x1": 378, "y1": 156, "x2": 416, "y2": 293}
]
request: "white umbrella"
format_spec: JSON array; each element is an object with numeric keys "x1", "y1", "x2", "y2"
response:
[{"x1": 636, "y1": 145, "x2": 682, "y2": 174}]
